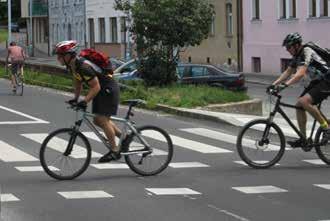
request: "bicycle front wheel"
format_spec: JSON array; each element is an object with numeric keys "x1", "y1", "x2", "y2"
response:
[
  {"x1": 315, "y1": 127, "x2": 330, "y2": 165},
  {"x1": 125, "y1": 125, "x2": 173, "y2": 176},
  {"x1": 15, "y1": 73, "x2": 23, "y2": 96},
  {"x1": 39, "y1": 128, "x2": 92, "y2": 180},
  {"x1": 236, "y1": 119, "x2": 285, "y2": 169}
]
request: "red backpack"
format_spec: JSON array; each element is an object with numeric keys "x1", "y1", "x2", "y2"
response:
[{"x1": 79, "y1": 48, "x2": 112, "y2": 72}]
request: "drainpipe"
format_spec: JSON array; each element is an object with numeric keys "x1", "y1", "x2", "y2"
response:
[{"x1": 236, "y1": 0, "x2": 243, "y2": 72}]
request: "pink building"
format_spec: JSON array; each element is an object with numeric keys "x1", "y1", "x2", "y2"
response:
[{"x1": 243, "y1": 0, "x2": 330, "y2": 74}]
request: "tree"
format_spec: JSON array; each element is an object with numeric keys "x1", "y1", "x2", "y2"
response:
[
  {"x1": 0, "y1": 0, "x2": 21, "y2": 23},
  {"x1": 115, "y1": 0, "x2": 214, "y2": 86}
]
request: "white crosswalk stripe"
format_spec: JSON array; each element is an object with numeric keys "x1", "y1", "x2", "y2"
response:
[
  {"x1": 57, "y1": 191, "x2": 114, "y2": 199},
  {"x1": 181, "y1": 128, "x2": 284, "y2": 151},
  {"x1": 232, "y1": 186, "x2": 288, "y2": 194},
  {"x1": 142, "y1": 130, "x2": 232, "y2": 153},
  {"x1": 21, "y1": 133, "x2": 102, "y2": 158},
  {"x1": 145, "y1": 188, "x2": 201, "y2": 195},
  {"x1": 82, "y1": 132, "x2": 168, "y2": 156},
  {"x1": 0, "y1": 140, "x2": 38, "y2": 162},
  {"x1": 1, "y1": 194, "x2": 20, "y2": 202}
]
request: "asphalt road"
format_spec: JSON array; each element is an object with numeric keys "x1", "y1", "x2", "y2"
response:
[{"x1": 0, "y1": 79, "x2": 329, "y2": 221}]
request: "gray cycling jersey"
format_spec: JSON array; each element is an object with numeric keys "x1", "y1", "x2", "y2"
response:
[{"x1": 290, "y1": 47, "x2": 329, "y2": 82}]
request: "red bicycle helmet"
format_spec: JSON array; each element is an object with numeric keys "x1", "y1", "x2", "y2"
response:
[{"x1": 53, "y1": 40, "x2": 78, "y2": 55}]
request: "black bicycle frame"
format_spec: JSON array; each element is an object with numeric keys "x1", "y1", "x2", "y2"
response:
[{"x1": 267, "y1": 94, "x2": 322, "y2": 141}]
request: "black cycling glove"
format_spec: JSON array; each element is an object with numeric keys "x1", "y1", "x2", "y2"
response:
[
  {"x1": 76, "y1": 100, "x2": 87, "y2": 110},
  {"x1": 274, "y1": 83, "x2": 288, "y2": 92},
  {"x1": 266, "y1": 84, "x2": 275, "y2": 93},
  {"x1": 67, "y1": 98, "x2": 78, "y2": 106}
]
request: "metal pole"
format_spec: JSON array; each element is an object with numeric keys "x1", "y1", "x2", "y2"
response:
[
  {"x1": 7, "y1": 0, "x2": 11, "y2": 44},
  {"x1": 29, "y1": 0, "x2": 33, "y2": 56},
  {"x1": 126, "y1": 0, "x2": 131, "y2": 60}
]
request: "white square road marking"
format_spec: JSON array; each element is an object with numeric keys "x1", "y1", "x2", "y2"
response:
[
  {"x1": 15, "y1": 166, "x2": 59, "y2": 172},
  {"x1": 90, "y1": 163, "x2": 129, "y2": 169},
  {"x1": 145, "y1": 188, "x2": 201, "y2": 195},
  {"x1": 314, "y1": 184, "x2": 330, "y2": 190},
  {"x1": 1, "y1": 194, "x2": 20, "y2": 202},
  {"x1": 234, "y1": 161, "x2": 280, "y2": 166},
  {"x1": 169, "y1": 162, "x2": 210, "y2": 168},
  {"x1": 57, "y1": 191, "x2": 114, "y2": 199},
  {"x1": 303, "y1": 159, "x2": 325, "y2": 165},
  {"x1": 232, "y1": 186, "x2": 288, "y2": 194}
]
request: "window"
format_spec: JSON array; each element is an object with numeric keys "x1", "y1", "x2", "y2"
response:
[
  {"x1": 110, "y1": 17, "x2": 118, "y2": 43},
  {"x1": 320, "y1": 0, "x2": 329, "y2": 17},
  {"x1": 120, "y1": 17, "x2": 127, "y2": 43},
  {"x1": 99, "y1": 18, "x2": 105, "y2": 43},
  {"x1": 309, "y1": 0, "x2": 317, "y2": 17},
  {"x1": 252, "y1": 57, "x2": 261, "y2": 73},
  {"x1": 252, "y1": 0, "x2": 260, "y2": 20},
  {"x1": 68, "y1": 23, "x2": 72, "y2": 40},
  {"x1": 191, "y1": 67, "x2": 206, "y2": 77},
  {"x1": 209, "y1": 15, "x2": 215, "y2": 36},
  {"x1": 176, "y1": 66, "x2": 185, "y2": 78},
  {"x1": 226, "y1": 3, "x2": 233, "y2": 35},
  {"x1": 88, "y1": 18, "x2": 95, "y2": 48},
  {"x1": 279, "y1": 0, "x2": 296, "y2": 19}
]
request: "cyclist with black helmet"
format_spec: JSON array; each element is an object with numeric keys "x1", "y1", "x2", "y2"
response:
[
  {"x1": 268, "y1": 33, "x2": 330, "y2": 149},
  {"x1": 53, "y1": 40, "x2": 123, "y2": 162}
]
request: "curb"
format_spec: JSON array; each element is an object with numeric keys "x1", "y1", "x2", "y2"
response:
[{"x1": 156, "y1": 104, "x2": 233, "y2": 125}]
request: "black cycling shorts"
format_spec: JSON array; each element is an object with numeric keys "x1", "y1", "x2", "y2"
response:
[
  {"x1": 92, "y1": 78, "x2": 120, "y2": 116},
  {"x1": 11, "y1": 61, "x2": 23, "y2": 75},
  {"x1": 300, "y1": 80, "x2": 330, "y2": 104}
]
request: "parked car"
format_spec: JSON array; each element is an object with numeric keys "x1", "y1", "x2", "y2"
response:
[
  {"x1": 176, "y1": 64, "x2": 247, "y2": 91},
  {"x1": 114, "y1": 59, "x2": 138, "y2": 75},
  {"x1": 115, "y1": 69, "x2": 142, "y2": 81},
  {"x1": 11, "y1": 23, "x2": 19, "y2": 32},
  {"x1": 109, "y1": 58, "x2": 124, "y2": 71}
]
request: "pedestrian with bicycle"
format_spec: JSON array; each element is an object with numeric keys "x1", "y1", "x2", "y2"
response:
[
  {"x1": 6, "y1": 41, "x2": 26, "y2": 93},
  {"x1": 268, "y1": 33, "x2": 330, "y2": 148},
  {"x1": 53, "y1": 40, "x2": 123, "y2": 163}
]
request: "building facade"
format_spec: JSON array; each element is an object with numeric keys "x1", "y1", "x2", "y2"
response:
[
  {"x1": 243, "y1": 0, "x2": 330, "y2": 74},
  {"x1": 21, "y1": 0, "x2": 48, "y2": 55},
  {"x1": 180, "y1": 0, "x2": 241, "y2": 71},
  {"x1": 48, "y1": 0, "x2": 86, "y2": 53},
  {"x1": 86, "y1": 0, "x2": 131, "y2": 59}
]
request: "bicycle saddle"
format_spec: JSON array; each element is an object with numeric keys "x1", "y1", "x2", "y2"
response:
[{"x1": 123, "y1": 99, "x2": 146, "y2": 107}]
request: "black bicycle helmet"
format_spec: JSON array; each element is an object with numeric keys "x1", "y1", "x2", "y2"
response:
[{"x1": 282, "y1": 32, "x2": 302, "y2": 47}]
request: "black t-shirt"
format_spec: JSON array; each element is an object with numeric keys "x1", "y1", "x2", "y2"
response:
[{"x1": 289, "y1": 47, "x2": 329, "y2": 81}]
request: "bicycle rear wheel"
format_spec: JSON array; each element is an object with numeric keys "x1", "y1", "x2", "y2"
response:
[
  {"x1": 315, "y1": 127, "x2": 330, "y2": 165},
  {"x1": 40, "y1": 128, "x2": 92, "y2": 180},
  {"x1": 124, "y1": 125, "x2": 173, "y2": 176},
  {"x1": 14, "y1": 73, "x2": 23, "y2": 96},
  {"x1": 236, "y1": 119, "x2": 285, "y2": 169}
]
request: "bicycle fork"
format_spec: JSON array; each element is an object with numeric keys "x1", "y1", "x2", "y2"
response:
[{"x1": 64, "y1": 120, "x2": 82, "y2": 156}]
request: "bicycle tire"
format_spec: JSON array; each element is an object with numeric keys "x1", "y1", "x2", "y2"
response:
[
  {"x1": 315, "y1": 127, "x2": 330, "y2": 165},
  {"x1": 236, "y1": 119, "x2": 285, "y2": 169},
  {"x1": 15, "y1": 73, "x2": 23, "y2": 96},
  {"x1": 39, "y1": 128, "x2": 92, "y2": 180},
  {"x1": 125, "y1": 125, "x2": 173, "y2": 176}
]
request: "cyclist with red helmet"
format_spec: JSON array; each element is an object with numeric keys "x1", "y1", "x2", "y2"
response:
[{"x1": 53, "y1": 40, "x2": 122, "y2": 162}]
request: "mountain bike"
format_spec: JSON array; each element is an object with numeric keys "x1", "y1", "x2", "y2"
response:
[
  {"x1": 6, "y1": 62, "x2": 24, "y2": 96},
  {"x1": 39, "y1": 99, "x2": 174, "y2": 180},
  {"x1": 236, "y1": 88, "x2": 330, "y2": 169}
]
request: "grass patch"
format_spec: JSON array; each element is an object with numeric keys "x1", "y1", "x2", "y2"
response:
[
  {"x1": 0, "y1": 29, "x2": 8, "y2": 43},
  {"x1": 0, "y1": 66, "x2": 249, "y2": 108},
  {"x1": 120, "y1": 80, "x2": 249, "y2": 109},
  {"x1": 0, "y1": 66, "x2": 74, "y2": 91}
]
